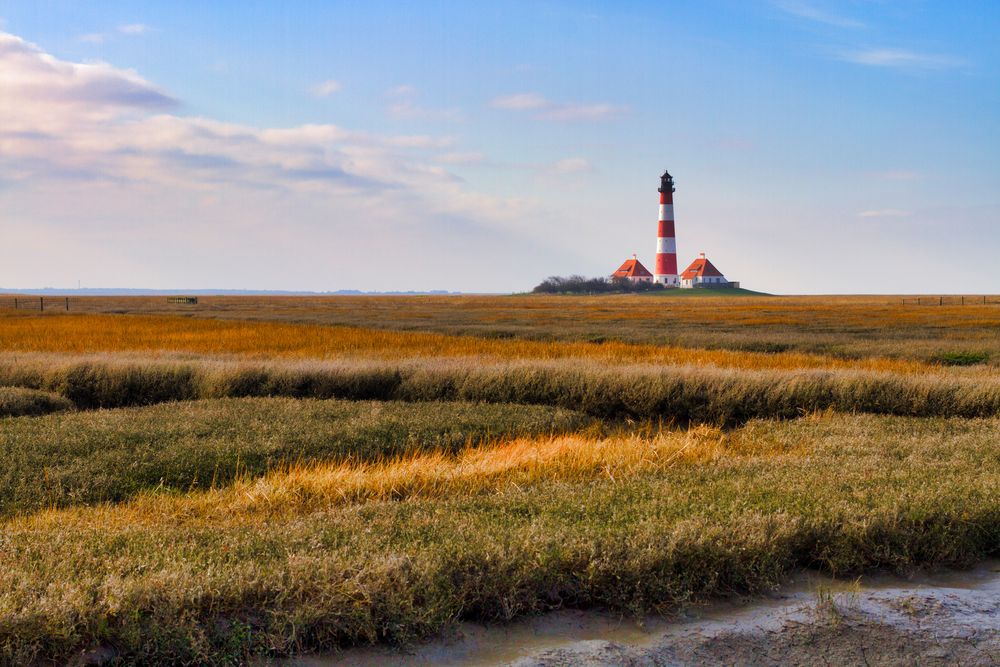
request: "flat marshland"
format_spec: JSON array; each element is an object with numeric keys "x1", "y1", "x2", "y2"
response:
[{"x1": 0, "y1": 295, "x2": 999, "y2": 664}]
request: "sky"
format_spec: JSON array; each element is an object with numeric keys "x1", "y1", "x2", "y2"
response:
[{"x1": 1, "y1": 1, "x2": 998, "y2": 294}]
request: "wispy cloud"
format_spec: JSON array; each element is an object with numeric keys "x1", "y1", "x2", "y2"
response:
[
  {"x1": 78, "y1": 24, "x2": 150, "y2": 44},
  {"x1": 838, "y1": 48, "x2": 966, "y2": 70},
  {"x1": 438, "y1": 152, "x2": 485, "y2": 165},
  {"x1": 873, "y1": 169, "x2": 922, "y2": 181},
  {"x1": 309, "y1": 79, "x2": 342, "y2": 97},
  {"x1": 387, "y1": 100, "x2": 462, "y2": 122},
  {"x1": 386, "y1": 84, "x2": 417, "y2": 98},
  {"x1": 118, "y1": 23, "x2": 150, "y2": 35},
  {"x1": 859, "y1": 208, "x2": 911, "y2": 218},
  {"x1": 772, "y1": 1, "x2": 865, "y2": 29},
  {"x1": 491, "y1": 92, "x2": 548, "y2": 111},
  {"x1": 716, "y1": 137, "x2": 756, "y2": 151},
  {"x1": 382, "y1": 134, "x2": 455, "y2": 149},
  {"x1": 490, "y1": 92, "x2": 626, "y2": 121},
  {"x1": 548, "y1": 157, "x2": 593, "y2": 174},
  {"x1": 383, "y1": 85, "x2": 462, "y2": 122}
]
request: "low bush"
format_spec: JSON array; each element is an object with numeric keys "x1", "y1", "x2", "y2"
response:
[{"x1": 532, "y1": 275, "x2": 664, "y2": 294}]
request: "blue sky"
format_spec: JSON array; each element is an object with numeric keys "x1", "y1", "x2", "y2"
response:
[{"x1": 1, "y1": 1, "x2": 997, "y2": 293}]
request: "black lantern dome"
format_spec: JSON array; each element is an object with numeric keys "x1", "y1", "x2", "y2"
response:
[{"x1": 658, "y1": 169, "x2": 675, "y2": 194}]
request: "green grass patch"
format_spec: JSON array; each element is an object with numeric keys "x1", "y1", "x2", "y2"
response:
[
  {"x1": 932, "y1": 350, "x2": 990, "y2": 366},
  {"x1": 639, "y1": 286, "x2": 771, "y2": 297},
  {"x1": 0, "y1": 397, "x2": 590, "y2": 516}
]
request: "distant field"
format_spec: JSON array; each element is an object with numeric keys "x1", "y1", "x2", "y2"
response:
[
  {"x1": 5, "y1": 293, "x2": 1000, "y2": 363},
  {"x1": 1, "y1": 295, "x2": 999, "y2": 664}
]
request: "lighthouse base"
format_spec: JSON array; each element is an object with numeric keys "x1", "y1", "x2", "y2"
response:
[{"x1": 653, "y1": 275, "x2": 679, "y2": 287}]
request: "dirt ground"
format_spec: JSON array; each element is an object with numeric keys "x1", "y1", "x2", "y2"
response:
[{"x1": 296, "y1": 561, "x2": 1000, "y2": 667}]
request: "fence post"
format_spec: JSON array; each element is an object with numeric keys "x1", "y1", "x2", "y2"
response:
[
  {"x1": 939, "y1": 296, "x2": 943, "y2": 306},
  {"x1": 65, "y1": 297, "x2": 70, "y2": 311},
  {"x1": 40, "y1": 296, "x2": 44, "y2": 312},
  {"x1": 961, "y1": 296, "x2": 965, "y2": 305}
]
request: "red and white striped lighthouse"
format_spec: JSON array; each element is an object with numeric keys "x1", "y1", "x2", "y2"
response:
[{"x1": 654, "y1": 169, "x2": 679, "y2": 286}]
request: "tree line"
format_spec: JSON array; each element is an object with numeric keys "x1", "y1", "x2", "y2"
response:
[{"x1": 532, "y1": 276, "x2": 665, "y2": 294}]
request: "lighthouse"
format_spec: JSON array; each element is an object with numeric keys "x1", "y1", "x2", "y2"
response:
[{"x1": 654, "y1": 169, "x2": 679, "y2": 286}]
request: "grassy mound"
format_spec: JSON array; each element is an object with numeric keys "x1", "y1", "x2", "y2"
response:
[
  {"x1": 3, "y1": 356, "x2": 1000, "y2": 424},
  {"x1": 0, "y1": 386, "x2": 73, "y2": 417},
  {"x1": 0, "y1": 397, "x2": 589, "y2": 516},
  {"x1": 640, "y1": 286, "x2": 770, "y2": 297}
]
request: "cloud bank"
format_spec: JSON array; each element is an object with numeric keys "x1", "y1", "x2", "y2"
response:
[{"x1": 0, "y1": 31, "x2": 542, "y2": 291}]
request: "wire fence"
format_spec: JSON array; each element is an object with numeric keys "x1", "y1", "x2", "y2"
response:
[
  {"x1": 2, "y1": 297, "x2": 73, "y2": 311},
  {"x1": 900, "y1": 296, "x2": 1000, "y2": 306},
  {"x1": 0, "y1": 295, "x2": 997, "y2": 311},
  {"x1": 1, "y1": 296, "x2": 200, "y2": 312}
]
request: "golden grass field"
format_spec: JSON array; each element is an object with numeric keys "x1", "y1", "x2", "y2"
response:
[
  {"x1": 13, "y1": 293, "x2": 1000, "y2": 362},
  {"x1": 1, "y1": 294, "x2": 999, "y2": 664},
  {"x1": 0, "y1": 309, "x2": 940, "y2": 373}
]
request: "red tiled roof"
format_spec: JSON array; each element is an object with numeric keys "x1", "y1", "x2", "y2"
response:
[
  {"x1": 612, "y1": 258, "x2": 653, "y2": 278},
  {"x1": 680, "y1": 256, "x2": 725, "y2": 280}
]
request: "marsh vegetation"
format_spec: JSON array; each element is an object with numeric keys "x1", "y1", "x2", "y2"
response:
[{"x1": 0, "y1": 295, "x2": 998, "y2": 664}]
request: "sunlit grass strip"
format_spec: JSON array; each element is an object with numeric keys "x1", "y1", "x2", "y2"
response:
[
  {"x1": 11, "y1": 425, "x2": 773, "y2": 530},
  {"x1": 0, "y1": 312, "x2": 937, "y2": 374},
  {"x1": 0, "y1": 398, "x2": 592, "y2": 517}
]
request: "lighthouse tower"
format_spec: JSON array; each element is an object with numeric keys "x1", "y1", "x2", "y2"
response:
[{"x1": 654, "y1": 169, "x2": 679, "y2": 286}]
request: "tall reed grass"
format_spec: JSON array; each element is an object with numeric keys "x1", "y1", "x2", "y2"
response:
[{"x1": 3, "y1": 353, "x2": 1000, "y2": 423}]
